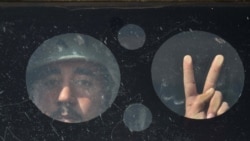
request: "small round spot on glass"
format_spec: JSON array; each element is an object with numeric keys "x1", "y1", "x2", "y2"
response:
[
  {"x1": 123, "y1": 103, "x2": 152, "y2": 132},
  {"x1": 118, "y1": 24, "x2": 146, "y2": 50}
]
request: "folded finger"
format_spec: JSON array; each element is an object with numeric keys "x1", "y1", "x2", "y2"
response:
[
  {"x1": 192, "y1": 88, "x2": 215, "y2": 110},
  {"x1": 185, "y1": 88, "x2": 215, "y2": 119},
  {"x1": 206, "y1": 91, "x2": 223, "y2": 119},
  {"x1": 217, "y1": 102, "x2": 229, "y2": 116}
]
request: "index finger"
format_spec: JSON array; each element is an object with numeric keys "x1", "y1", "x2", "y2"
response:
[
  {"x1": 183, "y1": 55, "x2": 197, "y2": 101},
  {"x1": 203, "y1": 55, "x2": 224, "y2": 92}
]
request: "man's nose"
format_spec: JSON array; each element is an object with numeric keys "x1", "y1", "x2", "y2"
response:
[{"x1": 58, "y1": 86, "x2": 74, "y2": 103}]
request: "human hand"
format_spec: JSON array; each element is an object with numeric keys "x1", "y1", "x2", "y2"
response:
[{"x1": 183, "y1": 55, "x2": 229, "y2": 119}]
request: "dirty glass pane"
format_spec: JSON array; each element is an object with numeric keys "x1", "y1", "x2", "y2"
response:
[{"x1": 0, "y1": 5, "x2": 249, "y2": 141}]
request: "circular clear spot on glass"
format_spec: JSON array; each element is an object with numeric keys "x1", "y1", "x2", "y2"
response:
[
  {"x1": 26, "y1": 33, "x2": 120, "y2": 123},
  {"x1": 118, "y1": 24, "x2": 146, "y2": 50},
  {"x1": 151, "y1": 30, "x2": 244, "y2": 119},
  {"x1": 123, "y1": 103, "x2": 152, "y2": 132}
]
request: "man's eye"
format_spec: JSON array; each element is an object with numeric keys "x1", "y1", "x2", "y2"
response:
[
  {"x1": 43, "y1": 79, "x2": 61, "y2": 87},
  {"x1": 74, "y1": 80, "x2": 92, "y2": 87}
]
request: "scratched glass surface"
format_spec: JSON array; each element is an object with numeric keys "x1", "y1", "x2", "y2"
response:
[
  {"x1": 0, "y1": 6, "x2": 250, "y2": 141},
  {"x1": 151, "y1": 31, "x2": 245, "y2": 117}
]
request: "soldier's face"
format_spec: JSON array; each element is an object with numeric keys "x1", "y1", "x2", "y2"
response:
[{"x1": 31, "y1": 60, "x2": 105, "y2": 123}]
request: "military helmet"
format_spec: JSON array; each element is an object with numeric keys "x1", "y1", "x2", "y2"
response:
[{"x1": 26, "y1": 33, "x2": 120, "y2": 106}]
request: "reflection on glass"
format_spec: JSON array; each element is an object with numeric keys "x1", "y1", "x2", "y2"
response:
[
  {"x1": 123, "y1": 103, "x2": 152, "y2": 132},
  {"x1": 26, "y1": 33, "x2": 120, "y2": 123},
  {"x1": 151, "y1": 31, "x2": 244, "y2": 119},
  {"x1": 118, "y1": 24, "x2": 146, "y2": 50}
]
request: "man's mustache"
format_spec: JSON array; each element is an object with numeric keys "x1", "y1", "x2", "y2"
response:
[{"x1": 51, "y1": 104, "x2": 83, "y2": 122}]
